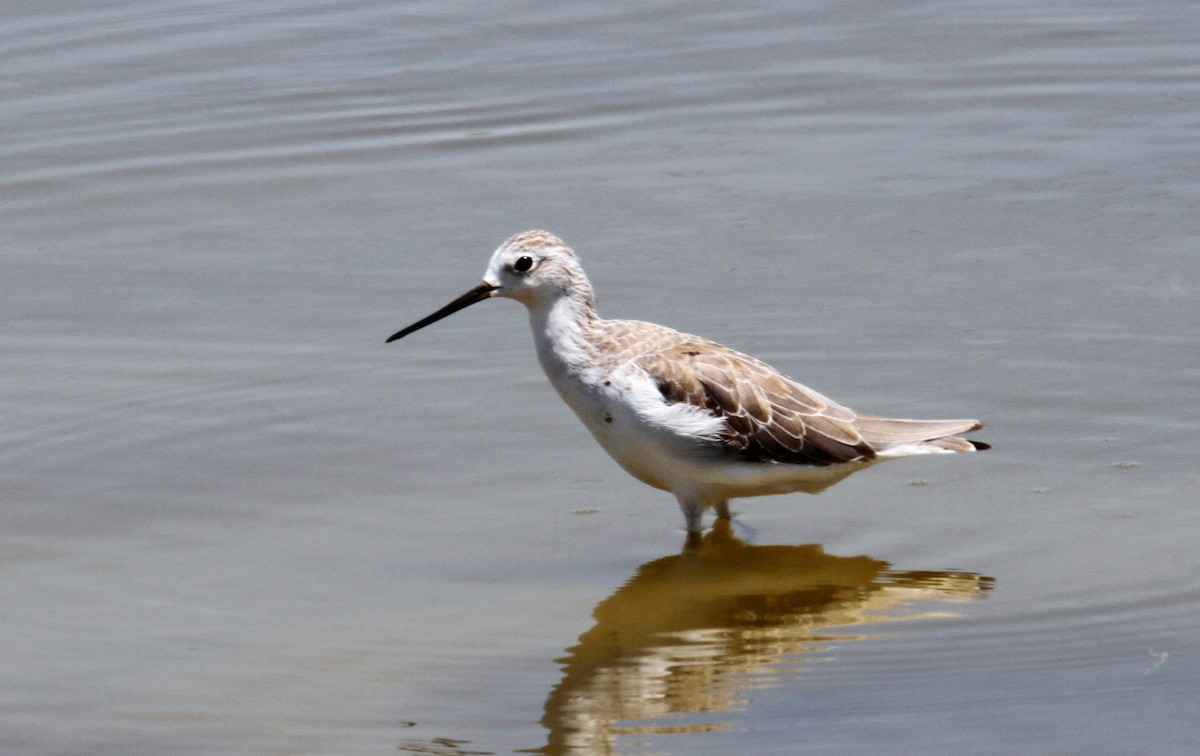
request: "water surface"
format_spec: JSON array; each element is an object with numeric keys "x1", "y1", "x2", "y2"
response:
[{"x1": 2, "y1": 1, "x2": 1198, "y2": 753}]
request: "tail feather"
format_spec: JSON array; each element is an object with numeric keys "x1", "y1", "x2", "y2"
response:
[
  {"x1": 853, "y1": 416, "x2": 987, "y2": 456},
  {"x1": 923, "y1": 436, "x2": 980, "y2": 452}
]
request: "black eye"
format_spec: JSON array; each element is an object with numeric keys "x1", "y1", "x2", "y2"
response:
[{"x1": 513, "y1": 255, "x2": 534, "y2": 273}]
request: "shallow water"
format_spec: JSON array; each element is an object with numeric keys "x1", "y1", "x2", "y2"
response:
[{"x1": 2, "y1": 1, "x2": 1198, "y2": 753}]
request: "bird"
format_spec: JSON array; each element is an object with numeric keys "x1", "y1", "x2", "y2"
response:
[{"x1": 387, "y1": 230, "x2": 987, "y2": 534}]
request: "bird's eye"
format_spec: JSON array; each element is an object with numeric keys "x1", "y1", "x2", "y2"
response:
[{"x1": 513, "y1": 255, "x2": 534, "y2": 273}]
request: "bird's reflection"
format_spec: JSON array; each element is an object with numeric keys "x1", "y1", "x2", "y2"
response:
[{"x1": 537, "y1": 520, "x2": 992, "y2": 754}]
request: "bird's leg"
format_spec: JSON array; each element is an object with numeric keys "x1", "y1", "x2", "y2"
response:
[
  {"x1": 714, "y1": 500, "x2": 732, "y2": 520},
  {"x1": 675, "y1": 494, "x2": 705, "y2": 534}
]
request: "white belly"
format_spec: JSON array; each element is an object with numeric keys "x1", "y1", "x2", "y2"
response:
[{"x1": 546, "y1": 371, "x2": 686, "y2": 491}]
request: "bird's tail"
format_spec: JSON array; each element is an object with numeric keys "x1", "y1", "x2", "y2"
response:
[{"x1": 854, "y1": 416, "x2": 988, "y2": 457}]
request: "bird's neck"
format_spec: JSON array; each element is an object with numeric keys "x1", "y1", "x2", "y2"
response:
[{"x1": 527, "y1": 290, "x2": 602, "y2": 379}]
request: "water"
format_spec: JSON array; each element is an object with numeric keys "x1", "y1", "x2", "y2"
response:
[{"x1": 2, "y1": 1, "x2": 1198, "y2": 753}]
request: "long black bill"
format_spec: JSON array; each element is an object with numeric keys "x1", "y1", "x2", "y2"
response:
[{"x1": 386, "y1": 282, "x2": 498, "y2": 343}]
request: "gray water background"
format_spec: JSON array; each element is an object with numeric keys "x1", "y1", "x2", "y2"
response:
[{"x1": 2, "y1": 1, "x2": 1198, "y2": 753}]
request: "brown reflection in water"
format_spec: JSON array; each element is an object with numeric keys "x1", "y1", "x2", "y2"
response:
[{"x1": 535, "y1": 520, "x2": 992, "y2": 754}]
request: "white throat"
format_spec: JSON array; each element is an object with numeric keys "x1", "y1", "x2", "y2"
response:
[{"x1": 526, "y1": 291, "x2": 599, "y2": 381}]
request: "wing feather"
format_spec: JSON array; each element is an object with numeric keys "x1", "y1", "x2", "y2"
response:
[
  {"x1": 604, "y1": 320, "x2": 984, "y2": 465},
  {"x1": 634, "y1": 338, "x2": 876, "y2": 466}
]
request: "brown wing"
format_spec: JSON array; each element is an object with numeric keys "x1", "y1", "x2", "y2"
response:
[{"x1": 633, "y1": 339, "x2": 877, "y2": 466}]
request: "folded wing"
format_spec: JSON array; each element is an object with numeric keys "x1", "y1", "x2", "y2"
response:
[
  {"x1": 635, "y1": 340, "x2": 877, "y2": 466},
  {"x1": 631, "y1": 337, "x2": 985, "y2": 465}
]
